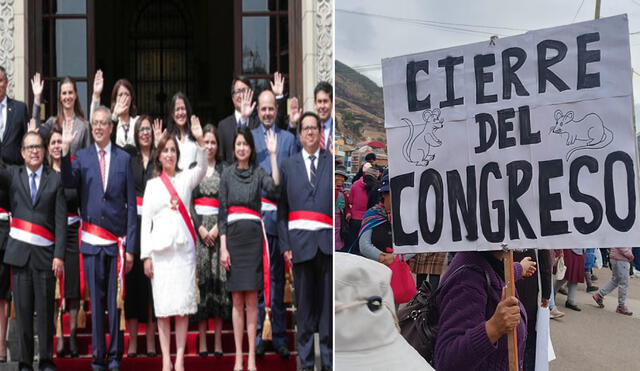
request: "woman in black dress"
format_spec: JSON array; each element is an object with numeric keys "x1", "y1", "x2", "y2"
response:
[
  {"x1": 219, "y1": 126, "x2": 279, "y2": 371},
  {"x1": 123, "y1": 115, "x2": 157, "y2": 357},
  {"x1": 47, "y1": 128, "x2": 82, "y2": 358}
]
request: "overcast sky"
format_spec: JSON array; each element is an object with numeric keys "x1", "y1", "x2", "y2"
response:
[{"x1": 336, "y1": 0, "x2": 640, "y2": 104}]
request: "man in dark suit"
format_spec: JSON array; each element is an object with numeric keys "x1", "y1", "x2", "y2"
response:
[
  {"x1": 314, "y1": 82, "x2": 333, "y2": 154},
  {"x1": 60, "y1": 106, "x2": 136, "y2": 371},
  {"x1": 1, "y1": 131, "x2": 66, "y2": 371},
  {"x1": 278, "y1": 112, "x2": 332, "y2": 371},
  {"x1": 218, "y1": 73, "x2": 287, "y2": 164},
  {"x1": 251, "y1": 90, "x2": 298, "y2": 358},
  {"x1": 0, "y1": 66, "x2": 29, "y2": 165}
]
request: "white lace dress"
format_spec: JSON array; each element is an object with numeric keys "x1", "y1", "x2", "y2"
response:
[{"x1": 140, "y1": 146, "x2": 206, "y2": 317}]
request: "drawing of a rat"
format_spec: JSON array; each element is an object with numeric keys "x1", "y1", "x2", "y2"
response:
[
  {"x1": 551, "y1": 110, "x2": 614, "y2": 161},
  {"x1": 402, "y1": 108, "x2": 444, "y2": 166}
]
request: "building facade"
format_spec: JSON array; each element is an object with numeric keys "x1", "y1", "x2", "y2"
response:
[{"x1": 3, "y1": 0, "x2": 332, "y2": 123}]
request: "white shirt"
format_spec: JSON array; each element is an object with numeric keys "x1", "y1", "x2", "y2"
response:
[
  {"x1": 301, "y1": 147, "x2": 320, "y2": 183},
  {"x1": 176, "y1": 135, "x2": 198, "y2": 171},
  {"x1": 95, "y1": 142, "x2": 112, "y2": 191},
  {"x1": 0, "y1": 96, "x2": 7, "y2": 140},
  {"x1": 115, "y1": 115, "x2": 138, "y2": 148},
  {"x1": 234, "y1": 110, "x2": 251, "y2": 127},
  {"x1": 26, "y1": 164, "x2": 44, "y2": 192}
]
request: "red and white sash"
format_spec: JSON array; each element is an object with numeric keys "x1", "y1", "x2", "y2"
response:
[
  {"x1": 288, "y1": 211, "x2": 333, "y2": 231},
  {"x1": 159, "y1": 173, "x2": 197, "y2": 250},
  {"x1": 67, "y1": 212, "x2": 81, "y2": 226},
  {"x1": 82, "y1": 222, "x2": 124, "y2": 246},
  {"x1": 81, "y1": 222, "x2": 127, "y2": 301},
  {"x1": 10, "y1": 218, "x2": 55, "y2": 246},
  {"x1": 136, "y1": 197, "x2": 143, "y2": 216},
  {"x1": 261, "y1": 197, "x2": 277, "y2": 212},
  {"x1": 228, "y1": 206, "x2": 271, "y2": 312},
  {"x1": 194, "y1": 197, "x2": 219, "y2": 216},
  {"x1": 0, "y1": 207, "x2": 9, "y2": 221}
]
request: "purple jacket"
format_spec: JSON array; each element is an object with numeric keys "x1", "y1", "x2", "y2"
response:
[{"x1": 435, "y1": 252, "x2": 527, "y2": 371}]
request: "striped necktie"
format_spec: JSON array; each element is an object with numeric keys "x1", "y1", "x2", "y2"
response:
[
  {"x1": 99, "y1": 149, "x2": 106, "y2": 190},
  {"x1": 309, "y1": 155, "x2": 317, "y2": 188},
  {"x1": 30, "y1": 172, "x2": 37, "y2": 205},
  {"x1": 320, "y1": 123, "x2": 326, "y2": 150}
]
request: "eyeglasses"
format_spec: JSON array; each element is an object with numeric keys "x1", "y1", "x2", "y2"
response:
[
  {"x1": 92, "y1": 121, "x2": 111, "y2": 128},
  {"x1": 301, "y1": 126, "x2": 319, "y2": 132},
  {"x1": 22, "y1": 145, "x2": 43, "y2": 152},
  {"x1": 232, "y1": 88, "x2": 249, "y2": 95},
  {"x1": 139, "y1": 127, "x2": 152, "y2": 132}
]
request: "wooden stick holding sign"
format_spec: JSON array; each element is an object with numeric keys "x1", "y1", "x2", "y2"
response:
[{"x1": 501, "y1": 243, "x2": 519, "y2": 371}]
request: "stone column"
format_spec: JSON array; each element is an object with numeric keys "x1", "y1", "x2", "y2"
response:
[
  {"x1": 301, "y1": 0, "x2": 333, "y2": 111},
  {"x1": 0, "y1": 0, "x2": 26, "y2": 101}
]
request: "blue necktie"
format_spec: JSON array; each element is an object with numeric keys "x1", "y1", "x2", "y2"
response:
[
  {"x1": 30, "y1": 173, "x2": 37, "y2": 205},
  {"x1": 309, "y1": 155, "x2": 317, "y2": 188}
]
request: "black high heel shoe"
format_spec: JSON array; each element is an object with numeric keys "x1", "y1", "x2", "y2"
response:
[{"x1": 69, "y1": 329, "x2": 79, "y2": 358}]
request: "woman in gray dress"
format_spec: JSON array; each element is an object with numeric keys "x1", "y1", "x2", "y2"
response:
[
  {"x1": 219, "y1": 126, "x2": 279, "y2": 371},
  {"x1": 191, "y1": 124, "x2": 230, "y2": 357},
  {"x1": 30, "y1": 73, "x2": 91, "y2": 155}
]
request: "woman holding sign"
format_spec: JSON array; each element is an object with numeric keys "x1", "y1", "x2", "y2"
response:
[
  {"x1": 140, "y1": 117, "x2": 206, "y2": 371},
  {"x1": 219, "y1": 126, "x2": 279, "y2": 371},
  {"x1": 434, "y1": 250, "x2": 537, "y2": 370}
]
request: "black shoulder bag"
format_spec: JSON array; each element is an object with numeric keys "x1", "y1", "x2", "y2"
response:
[{"x1": 398, "y1": 264, "x2": 491, "y2": 365}]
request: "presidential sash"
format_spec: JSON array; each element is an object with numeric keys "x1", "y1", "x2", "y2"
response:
[
  {"x1": 194, "y1": 197, "x2": 219, "y2": 216},
  {"x1": 288, "y1": 210, "x2": 333, "y2": 231},
  {"x1": 10, "y1": 218, "x2": 55, "y2": 246},
  {"x1": 227, "y1": 205, "x2": 273, "y2": 339}
]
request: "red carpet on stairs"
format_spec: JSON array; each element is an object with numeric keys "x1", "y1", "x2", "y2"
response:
[
  {"x1": 55, "y1": 354, "x2": 296, "y2": 371},
  {"x1": 53, "y1": 308, "x2": 298, "y2": 370}
]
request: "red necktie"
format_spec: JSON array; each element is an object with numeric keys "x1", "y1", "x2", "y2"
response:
[
  {"x1": 99, "y1": 149, "x2": 106, "y2": 190},
  {"x1": 320, "y1": 123, "x2": 326, "y2": 150}
]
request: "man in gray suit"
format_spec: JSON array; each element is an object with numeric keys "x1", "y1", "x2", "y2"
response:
[{"x1": 1, "y1": 131, "x2": 66, "y2": 371}]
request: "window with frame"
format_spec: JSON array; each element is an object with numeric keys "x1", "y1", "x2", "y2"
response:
[
  {"x1": 38, "y1": 0, "x2": 92, "y2": 119},
  {"x1": 131, "y1": 0, "x2": 191, "y2": 119},
  {"x1": 235, "y1": 0, "x2": 290, "y2": 92}
]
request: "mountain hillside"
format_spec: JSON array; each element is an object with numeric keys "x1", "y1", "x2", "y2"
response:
[{"x1": 335, "y1": 60, "x2": 385, "y2": 142}]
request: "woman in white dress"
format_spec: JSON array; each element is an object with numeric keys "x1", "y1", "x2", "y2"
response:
[{"x1": 140, "y1": 116, "x2": 206, "y2": 371}]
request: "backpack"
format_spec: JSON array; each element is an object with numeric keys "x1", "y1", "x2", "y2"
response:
[{"x1": 398, "y1": 264, "x2": 491, "y2": 365}]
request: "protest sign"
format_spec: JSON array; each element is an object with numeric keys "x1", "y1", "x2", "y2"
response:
[{"x1": 382, "y1": 15, "x2": 639, "y2": 253}]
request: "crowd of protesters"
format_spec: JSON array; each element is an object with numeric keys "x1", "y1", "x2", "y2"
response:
[{"x1": 335, "y1": 151, "x2": 638, "y2": 371}]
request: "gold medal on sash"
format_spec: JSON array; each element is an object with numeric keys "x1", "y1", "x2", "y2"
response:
[{"x1": 170, "y1": 195, "x2": 179, "y2": 210}]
